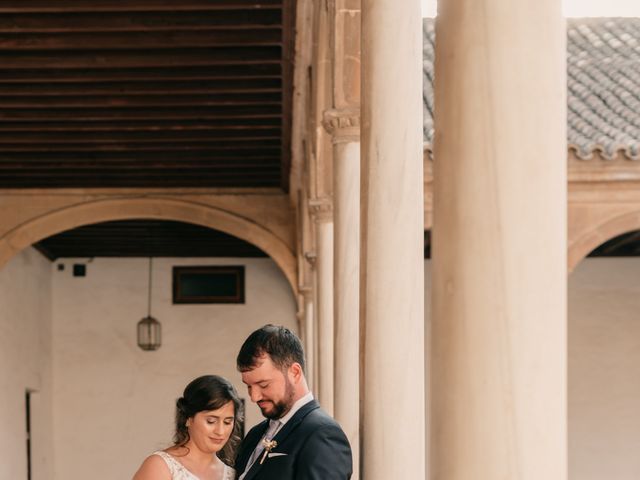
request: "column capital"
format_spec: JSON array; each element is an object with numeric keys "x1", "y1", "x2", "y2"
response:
[
  {"x1": 303, "y1": 250, "x2": 317, "y2": 267},
  {"x1": 309, "y1": 197, "x2": 334, "y2": 223},
  {"x1": 322, "y1": 108, "x2": 361, "y2": 144}
]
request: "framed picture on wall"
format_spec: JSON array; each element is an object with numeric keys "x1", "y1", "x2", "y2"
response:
[{"x1": 172, "y1": 266, "x2": 245, "y2": 304}]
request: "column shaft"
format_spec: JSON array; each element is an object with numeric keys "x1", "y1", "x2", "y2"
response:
[
  {"x1": 361, "y1": 0, "x2": 425, "y2": 477},
  {"x1": 315, "y1": 212, "x2": 335, "y2": 415},
  {"x1": 302, "y1": 295, "x2": 315, "y2": 391},
  {"x1": 431, "y1": 1, "x2": 567, "y2": 479},
  {"x1": 333, "y1": 138, "x2": 360, "y2": 478}
]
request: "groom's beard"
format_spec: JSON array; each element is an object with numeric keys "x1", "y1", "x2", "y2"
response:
[{"x1": 261, "y1": 377, "x2": 296, "y2": 419}]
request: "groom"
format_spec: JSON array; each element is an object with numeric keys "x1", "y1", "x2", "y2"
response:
[{"x1": 235, "y1": 324, "x2": 352, "y2": 480}]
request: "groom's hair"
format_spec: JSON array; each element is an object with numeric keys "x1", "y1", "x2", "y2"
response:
[{"x1": 237, "y1": 324, "x2": 306, "y2": 374}]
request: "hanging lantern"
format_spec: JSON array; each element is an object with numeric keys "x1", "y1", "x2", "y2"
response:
[
  {"x1": 137, "y1": 315, "x2": 161, "y2": 351},
  {"x1": 137, "y1": 257, "x2": 161, "y2": 351}
]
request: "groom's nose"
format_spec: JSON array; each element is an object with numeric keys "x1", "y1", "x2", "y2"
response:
[{"x1": 248, "y1": 386, "x2": 262, "y2": 402}]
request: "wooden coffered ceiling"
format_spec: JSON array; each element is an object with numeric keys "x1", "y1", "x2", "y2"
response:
[
  {"x1": 0, "y1": 0, "x2": 295, "y2": 189},
  {"x1": 2, "y1": 0, "x2": 296, "y2": 258}
]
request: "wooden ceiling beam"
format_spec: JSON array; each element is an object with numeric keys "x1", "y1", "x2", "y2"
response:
[
  {"x1": 0, "y1": 142, "x2": 281, "y2": 151},
  {"x1": 0, "y1": 154, "x2": 282, "y2": 164},
  {"x1": 0, "y1": 182, "x2": 279, "y2": 189},
  {"x1": 0, "y1": 93, "x2": 281, "y2": 108},
  {"x1": 0, "y1": 47, "x2": 281, "y2": 69},
  {"x1": 0, "y1": 152, "x2": 282, "y2": 161},
  {"x1": 0, "y1": 119, "x2": 282, "y2": 131},
  {"x1": 0, "y1": 30, "x2": 282, "y2": 49},
  {"x1": 0, "y1": 168, "x2": 281, "y2": 177},
  {"x1": 0, "y1": 176, "x2": 282, "y2": 188},
  {"x1": 0, "y1": 1, "x2": 283, "y2": 13},
  {"x1": 0, "y1": 11, "x2": 281, "y2": 32},
  {"x1": 0, "y1": 65, "x2": 281, "y2": 83},
  {"x1": 0, "y1": 105, "x2": 282, "y2": 121},
  {"x1": 0, "y1": 130, "x2": 281, "y2": 142},
  {"x1": 0, "y1": 165, "x2": 282, "y2": 173},
  {"x1": 0, "y1": 79, "x2": 281, "y2": 95}
]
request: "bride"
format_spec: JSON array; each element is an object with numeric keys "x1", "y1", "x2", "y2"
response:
[{"x1": 133, "y1": 375, "x2": 242, "y2": 480}]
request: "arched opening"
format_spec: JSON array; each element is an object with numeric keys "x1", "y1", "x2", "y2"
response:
[
  {"x1": 569, "y1": 229, "x2": 640, "y2": 480},
  {"x1": 0, "y1": 196, "x2": 297, "y2": 295},
  {"x1": 0, "y1": 214, "x2": 298, "y2": 479},
  {"x1": 568, "y1": 211, "x2": 640, "y2": 272}
]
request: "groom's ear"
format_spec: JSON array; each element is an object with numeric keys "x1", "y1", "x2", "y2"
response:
[{"x1": 289, "y1": 362, "x2": 303, "y2": 382}]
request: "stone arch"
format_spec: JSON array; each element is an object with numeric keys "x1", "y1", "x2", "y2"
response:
[
  {"x1": 568, "y1": 209, "x2": 640, "y2": 272},
  {"x1": 0, "y1": 196, "x2": 297, "y2": 294}
]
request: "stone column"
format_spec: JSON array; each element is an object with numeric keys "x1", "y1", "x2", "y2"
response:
[
  {"x1": 360, "y1": 0, "x2": 425, "y2": 477},
  {"x1": 299, "y1": 293, "x2": 315, "y2": 391},
  {"x1": 431, "y1": 1, "x2": 567, "y2": 479},
  {"x1": 310, "y1": 199, "x2": 335, "y2": 415},
  {"x1": 324, "y1": 108, "x2": 360, "y2": 478}
]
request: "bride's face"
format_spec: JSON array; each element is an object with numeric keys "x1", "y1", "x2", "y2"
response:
[{"x1": 186, "y1": 400, "x2": 235, "y2": 454}]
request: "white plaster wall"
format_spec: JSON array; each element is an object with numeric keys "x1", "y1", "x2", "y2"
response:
[
  {"x1": 51, "y1": 257, "x2": 297, "y2": 480},
  {"x1": 569, "y1": 258, "x2": 640, "y2": 480},
  {"x1": 425, "y1": 257, "x2": 640, "y2": 480},
  {"x1": 0, "y1": 247, "x2": 54, "y2": 480}
]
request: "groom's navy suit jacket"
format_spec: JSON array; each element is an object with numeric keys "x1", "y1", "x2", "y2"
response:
[{"x1": 235, "y1": 400, "x2": 352, "y2": 480}]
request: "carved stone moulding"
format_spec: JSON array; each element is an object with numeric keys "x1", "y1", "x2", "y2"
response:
[
  {"x1": 569, "y1": 149, "x2": 640, "y2": 183},
  {"x1": 322, "y1": 108, "x2": 361, "y2": 143},
  {"x1": 308, "y1": 197, "x2": 334, "y2": 223}
]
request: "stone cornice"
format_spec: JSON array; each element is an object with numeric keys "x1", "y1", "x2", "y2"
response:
[
  {"x1": 322, "y1": 108, "x2": 360, "y2": 143},
  {"x1": 568, "y1": 149, "x2": 640, "y2": 183}
]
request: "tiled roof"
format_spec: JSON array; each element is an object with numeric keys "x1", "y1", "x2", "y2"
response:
[
  {"x1": 423, "y1": 18, "x2": 640, "y2": 160},
  {"x1": 423, "y1": 19, "x2": 435, "y2": 151}
]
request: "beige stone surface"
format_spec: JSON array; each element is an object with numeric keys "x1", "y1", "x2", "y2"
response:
[
  {"x1": 311, "y1": 200, "x2": 335, "y2": 415},
  {"x1": 333, "y1": 0, "x2": 361, "y2": 109},
  {"x1": 360, "y1": 0, "x2": 425, "y2": 478},
  {"x1": 569, "y1": 180, "x2": 640, "y2": 271},
  {"x1": 0, "y1": 188, "x2": 297, "y2": 293},
  {"x1": 332, "y1": 138, "x2": 360, "y2": 479},
  {"x1": 431, "y1": 1, "x2": 567, "y2": 479}
]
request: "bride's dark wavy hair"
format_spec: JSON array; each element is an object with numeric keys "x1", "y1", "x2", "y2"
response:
[{"x1": 173, "y1": 375, "x2": 243, "y2": 466}]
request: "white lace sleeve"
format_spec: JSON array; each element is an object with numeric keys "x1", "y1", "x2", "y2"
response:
[
  {"x1": 223, "y1": 465, "x2": 236, "y2": 480},
  {"x1": 152, "y1": 451, "x2": 199, "y2": 480}
]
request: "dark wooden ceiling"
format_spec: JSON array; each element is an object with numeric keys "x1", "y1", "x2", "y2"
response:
[
  {"x1": 0, "y1": 0, "x2": 294, "y2": 189},
  {"x1": 34, "y1": 219, "x2": 268, "y2": 259}
]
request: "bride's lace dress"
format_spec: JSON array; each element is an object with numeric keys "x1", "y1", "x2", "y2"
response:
[{"x1": 153, "y1": 451, "x2": 235, "y2": 480}]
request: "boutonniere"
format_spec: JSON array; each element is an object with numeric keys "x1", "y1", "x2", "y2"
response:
[{"x1": 260, "y1": 439, "x2": 278, "y2": 464}]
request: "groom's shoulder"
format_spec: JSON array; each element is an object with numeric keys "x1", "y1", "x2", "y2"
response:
[
  {"x1": 297, "y1": 406, "x2": 351, "y2": 457},
  {"x1": 300, "y1": 404, "x2": 345, "y2": 433}
]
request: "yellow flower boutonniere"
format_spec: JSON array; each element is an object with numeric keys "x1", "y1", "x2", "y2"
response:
[{"x1": 260, "y1": 439, "x2": 278, "y2": 464}]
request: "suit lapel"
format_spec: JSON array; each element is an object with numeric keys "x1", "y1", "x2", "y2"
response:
[{"x1": 242, "y1": 400, "x2": 320, "y2": 480}]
